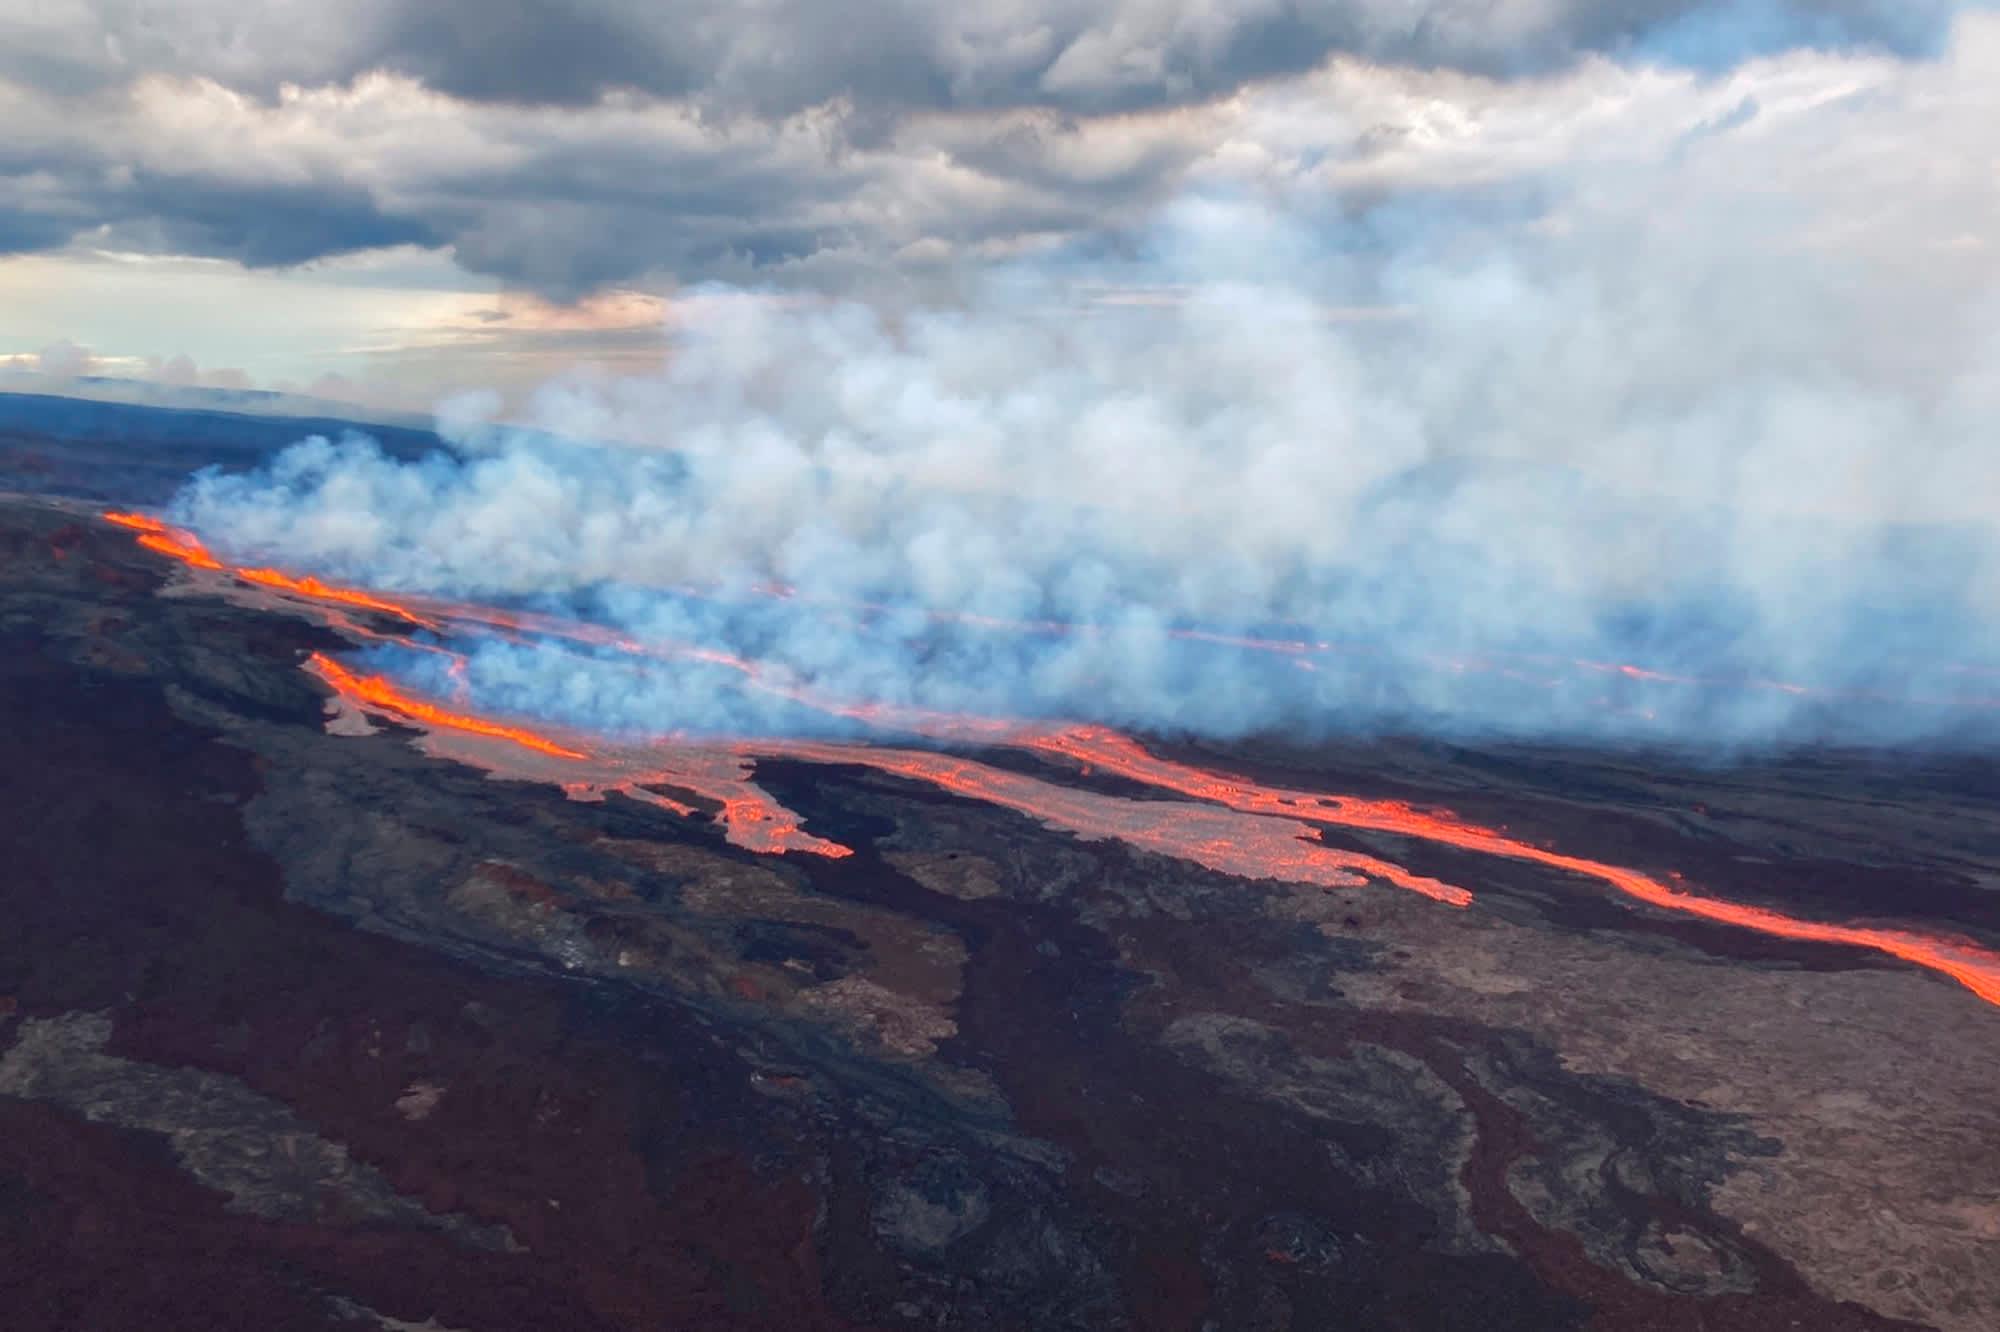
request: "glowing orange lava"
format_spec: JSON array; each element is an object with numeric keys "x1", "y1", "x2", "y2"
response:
[
  {"x1": 239, "y1": 568, "x2": 442, "y2": 629},
  {"x1": 597, "y1": 750, "x2": 856, "y2": 859},
  {"x1": 303, "y1": 635, "x2": 853, "y2": 858},
  {"x1": 102, "y1": 507, "x2": 2000, "y2": 1006},
  {"x1": 308, "y1": 652, "x2": 590, "y2": 760},
  {"x1": 760, "y1": 741, "x2": 1471, "y2": 904},
  {"x1": 135, "y1": 532, "x2": 224, "y2": 570},
  {"x1": 105, "y1": 512, "x2": 226, "y2": 571},
  {"x1": 1026, "y1": 727, "x2": 2000, "y2": 1006},
  {"x1": 104, "y1": 512, "x2": 438, "y2": 623}
]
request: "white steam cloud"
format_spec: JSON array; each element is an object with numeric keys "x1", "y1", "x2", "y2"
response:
[{"x1": 173, "y1": 23, "x2": 2000, "y2": 749}]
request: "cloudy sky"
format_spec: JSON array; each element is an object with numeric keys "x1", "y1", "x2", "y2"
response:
[{"x1": 0, "y1": 1, "x2": 1992, "y2": 413}]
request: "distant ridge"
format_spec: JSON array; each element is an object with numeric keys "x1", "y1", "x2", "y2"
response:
[
  {"x1": 0, "y1": 389, "x2": 442, "y2": 505},
  {"x1": 0, "y1": 371, "x2": 430, "y2": 431}
]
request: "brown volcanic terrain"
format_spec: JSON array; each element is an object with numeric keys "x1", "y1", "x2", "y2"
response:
[{"x1": 2, "y1": 494, "x2": 1998, "y2": 1331}]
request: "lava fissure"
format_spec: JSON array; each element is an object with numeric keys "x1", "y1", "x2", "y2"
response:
[
  {"x1": 307, "y1": 653, "x2": 590, "y2": 761},
  {"x1": 103, "y1": 509, "x2": 2000, "y2": 1007},
  {"x1": 1025, "y1": 726, "x2": 2000, "y2": 1006}
]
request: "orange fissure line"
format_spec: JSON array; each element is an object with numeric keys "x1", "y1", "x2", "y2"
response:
[
  {"x1": 1028, "y1": 727, "x2": 2000, "y2": 1006},
  {"x1": 135, "y1": 531, "x2": 224, "y2": 570},
  {"x1": 238, "y1": 568, "x2": 441, "y2": 629},
  {"x1": 105, "y1": 512, "x2": 434, "y2": 625},
  {"x1": 307, "y1": 652, "x2": 590, "y2": 761},
  {"x1": 102, "y1": 509, "x2": 2000, "y2": 1005},
  {"x1": 749, "y1": 739, "x2": 1473, "y2": 905}
]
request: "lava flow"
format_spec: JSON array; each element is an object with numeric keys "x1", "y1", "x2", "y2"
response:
[
  {"x1": 307, "y1": 653, "x2": 590, "y2": 760},
  {"x1": 239, "y1": 568, "x2": 442, "y2": 630},
  {"x1": 104, "y1": 510, "x2": 439, "y2": 630},
  {"x1": 307, "y1": 648, "x2": 853, "y2": 859},
  {"x1": 104, "y1": 510, "x2": 224, "y2": 570},
  {"x1": 300, "y1": 623, "x2": 1444, "y2": 882},
  {"x1": 575, "y1": 746, "x2": 855, "y2": 859},
  {"x1": 1025, "y1": 727, "x2": 2000, "y2": 1006},
  {"x1": 99, "y1": 508, "x2": 2000, "y2": 1007},
  {"x1": 761, "y1": 740, "x2": 1471, "y2": 904}
]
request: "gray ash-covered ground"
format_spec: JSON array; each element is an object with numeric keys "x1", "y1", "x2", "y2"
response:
[{"x1": 2, "y1": 475, "x2": 1998, "y2": 1330}]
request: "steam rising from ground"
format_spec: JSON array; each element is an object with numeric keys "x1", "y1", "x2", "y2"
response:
[{"x1": 173, "y1": 25, "x2": 2000, "y2": 749}]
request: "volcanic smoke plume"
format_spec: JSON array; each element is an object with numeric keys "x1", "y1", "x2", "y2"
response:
[
  {"x1": 164, "y1": 22, "x2": 2000, "y2": 751},
  {"x1": 28, "y1": 15, "x2": 2000, "y2": 1332}
]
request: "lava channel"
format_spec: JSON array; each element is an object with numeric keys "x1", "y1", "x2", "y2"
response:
[
  {"x1": 1027, "y1": 726, "x2": 2000, "y2": 1006},
  {"x1": 103, "y1": 509, "x2": 2000, "y2": 1006},
  {"x1": 308, "y1": 653, "x2": 591, "y2": 761},
  {"x1": 749, "y1": 739, "x2": 1471, "y2": 904}
]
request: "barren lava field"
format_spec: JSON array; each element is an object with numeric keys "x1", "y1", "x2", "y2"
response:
[{"x1": 2, "y1": 471, "x2": 1998, "y2": 1330}]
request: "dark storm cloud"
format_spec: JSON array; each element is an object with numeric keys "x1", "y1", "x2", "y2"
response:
[
  {"x1": 121, "y1": 174, "x2": 441, "y2": 268},
  {"x1": 352, "y1": 2, "x2": 1975, "y2": 113},
  {"x1": 7, "y1": 1, "x2": 1965, "y2": 112},
  {"x1": 0, "y1": 0, "x2": 1975, "y2": 292},
  {"x1": 0, "y1": 118, "x2": 435, "y2": 270},
  {"x1": 349, "y1": 1, "x2": 1970, "y2": 113},
  {"x1": 368, "y1": 0, "x2": 700, "y2": 107},
  {"x1": 0, "y1": 211, "x2": 84, "y2": 257}
]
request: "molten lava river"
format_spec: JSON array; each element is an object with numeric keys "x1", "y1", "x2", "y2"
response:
[{"x1": 104, "y1": 510, "x2": 2000, "y2": 1008}]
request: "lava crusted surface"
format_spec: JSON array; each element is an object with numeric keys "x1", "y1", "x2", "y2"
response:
[{"x1": 1, "y1": 495, "x2": 1993, "y2": 1331}]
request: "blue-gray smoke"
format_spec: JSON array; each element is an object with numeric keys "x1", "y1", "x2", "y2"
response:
[{"x1": 170, "y1": 30, "x2": 2000, "y2": 752}]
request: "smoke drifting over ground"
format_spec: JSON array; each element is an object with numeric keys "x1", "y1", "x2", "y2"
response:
[{"x1": 173, "y1": 25, "x2": 2000, "y2": 750}]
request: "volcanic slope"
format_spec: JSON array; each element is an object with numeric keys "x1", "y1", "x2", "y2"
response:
[{"x1": 2, "y1": 493, "x2": 1997, "y2": 1330}]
